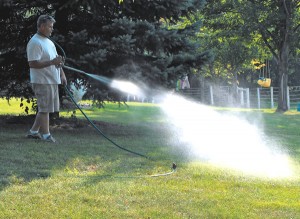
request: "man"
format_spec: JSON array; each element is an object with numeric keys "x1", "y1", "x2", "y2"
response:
[{"x1": 26, "y1": 15, "x2": 67, "y2": 143}]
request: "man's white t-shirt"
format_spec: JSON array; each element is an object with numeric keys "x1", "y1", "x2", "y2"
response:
[{"x1": 27, "y1": 33, "x2": 61, "y2": 84}]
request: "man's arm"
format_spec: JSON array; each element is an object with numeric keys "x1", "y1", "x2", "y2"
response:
[
  {"x1": 60, "y1": 68, "x2": 67, "y2": 85},
  {"x1": 28, "y1": 55, "x2": 63, "y2": 69}
]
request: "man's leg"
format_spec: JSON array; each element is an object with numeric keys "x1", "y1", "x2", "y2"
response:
[
  {"x1": 31, "y1": 112, "x2": 49, "y2": 134},
  {"x1": 27, "y1": 84, "x2": 57, "y2": 142},
  {"x1": 30, "y1": 111, "x2": 55, "y2": 142}
]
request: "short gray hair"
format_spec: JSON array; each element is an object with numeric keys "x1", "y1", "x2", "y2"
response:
[{"x1": 37, "y1": 15, "x2": 56, "y2": 28}]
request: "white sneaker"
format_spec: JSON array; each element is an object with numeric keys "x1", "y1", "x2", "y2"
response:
[
  {"x1": 43, "y1": 135, "x2": 56, "y2": 143},
  {"x1": 26, "y1": 132, "x2": 42, "y2": 139}
]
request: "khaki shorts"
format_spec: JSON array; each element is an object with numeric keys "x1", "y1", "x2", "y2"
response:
[{"x1": 32, "y1": 84, "x2": 60, "y2": 113}]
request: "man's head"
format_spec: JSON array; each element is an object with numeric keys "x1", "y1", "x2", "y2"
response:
[{"x1": 37, "y1": 15, "x2": 56, "y2": 37}]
